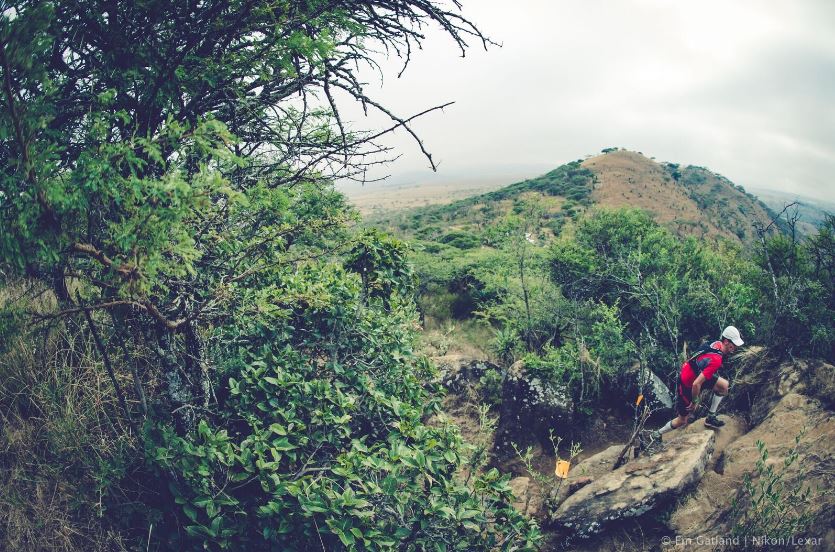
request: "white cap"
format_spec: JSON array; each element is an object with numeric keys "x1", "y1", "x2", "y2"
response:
[{"x1": 722, "y1": 326, "x2": 744, "y2": 347}]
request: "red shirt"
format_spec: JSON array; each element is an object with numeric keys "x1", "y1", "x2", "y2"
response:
[{"x1": 680, "y1": 340, "x2": 725, "y2": 386}]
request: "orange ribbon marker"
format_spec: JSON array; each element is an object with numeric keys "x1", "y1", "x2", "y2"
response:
[
  {"x1": 555, "y1": 460, "x2": 570, "y2": 479},
  {"x1": 636, "y1": 394, "x2": 644, "y2": 406}
]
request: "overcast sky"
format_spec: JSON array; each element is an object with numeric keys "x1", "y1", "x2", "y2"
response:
[{"x1": 338, "y1": 0, "x2": 835, "y2": 203}]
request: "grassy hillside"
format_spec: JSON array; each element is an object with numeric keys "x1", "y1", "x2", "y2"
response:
[
  {"x1": 371, "y1": 149, "x2": 785, "y2": 246},
  {"x1": 371, "y1": 161, "x2": 594, "y2": 243},
  {"x1": 585, "y1": 151, "x2": 783, "y2": 242}
]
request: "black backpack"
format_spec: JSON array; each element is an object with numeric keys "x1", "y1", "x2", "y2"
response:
[{"x1": 686, "y1": 342, "x2": 723, "y2": 374}]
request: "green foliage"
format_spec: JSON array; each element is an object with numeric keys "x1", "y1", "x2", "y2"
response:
[
  {"x1": 374, "y1": 162, "x2": 593, "y2": 245},
  {"x1": 412, "y1": 245, "x2": 502, "y2": 321},
  {"x1": 730, "y1": 433, "x2": 817, "y2": 542},
  {"x1": 550, "y1": 208, "x2": 759, "y2": 374},
  {"x1": 347, "y1": 229, "x2": 415, "y2": 303},
  {"x1": 521, "y1": 300, "x2": 633, "y2": 407},
  {"x1": 439, "y1": 230, "x2": 482, "y2": 250},
  {"x1": 475, "y1": 251, "x2": 563, "y2": 353},
  {"x1": 512, "y1": 431, "x2": 581, "y2": 513},
  {"x1": 149, "y1": 262, "x2": 540, "y2": 550},
  {"x1": 0, "y1": 0, "x2": 545, "y2": 549},
  {"x1": 480, "y1": 162, "x2": 594, "y2": 205},
  {"x1": 664, "y1": 162, "x2": 682, "y2": 181},
  {"x1": 523, "y1": 344, "x2": 580, "y2": 386},
  {"x1": 754, "y1": 215, "x2": 835, "y2": 361},
  {"x1": 478, "y1": 367, "x2": 505, "y2": 408},
  {"x1": 491, "y1": 326, "x2": 524, "y2": 365},
  {"x1": 5, "y1": 0, "x2": 834, "y2": 546}
]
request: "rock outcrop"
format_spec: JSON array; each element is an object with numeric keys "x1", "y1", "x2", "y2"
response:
[
  {"x1": 647, "y1": 369, "x2": 673, "y2": 408},
  {"x1": 625, "y1": 366, "x2": 673, "y2": 412},
  {"x1": 549, "y1": 444, "x2": 624, "y2": 508},
  {"x1": 729, "y1": 348, "x2": 835, "y2": 420},
  {"x1": 550, "y1": 430, "x2": 716, "y2": 538},
  {"x1": 667, "y1": 392, "x2": 835, "y2": 550},
  {"x1": 436, "y1": 356, "x2": 501, "y2": 391},
  {"x1": 495, "y1": 360, "x2": 574, "y2": 456},
  {"x1": 747, "y1": 359, "x2": 835, "y2": 425}
]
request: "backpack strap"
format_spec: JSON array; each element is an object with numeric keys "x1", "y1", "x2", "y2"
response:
[{"x1": 686, "y1": 342, "x2": 723, "y2": 374}]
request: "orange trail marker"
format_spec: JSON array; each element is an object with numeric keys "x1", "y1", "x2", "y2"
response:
[
  {"x1": 636, "y1": 394, "x2": 644, "y2": 406},
  {"x1": 555, "y1": 460, "x2": 570, "y2": 479}
]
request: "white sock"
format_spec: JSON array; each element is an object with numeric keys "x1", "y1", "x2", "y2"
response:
[
  {"x1": 709, "y1": 394, "x2": 723, "y2": 414},
  {"x1": 658, "y1": 421, "x2": 676, "y2": 435}
]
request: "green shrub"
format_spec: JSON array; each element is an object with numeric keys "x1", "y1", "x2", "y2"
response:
[
  {"x1": 730, "y1": 434, "x2": 817, "y2": 543},
  {"x1": 439, "y1": 231, "x2": 482, "y2": 250},
  {"x1": 754, "y1": 215, "x2": 835, "y2": 361},
  {"x1": 549, "y1": 208, "x2": 761, "y2": 375},
  {"x1": 491, "y1": 327, "x2": 523, "y2": 365},
  {"x1": 523, "y1": 343, "x2": 579, "y2": 386},
  {"x1": 146, "y1": 262, "x2": 540, "y2": 550},
  {"x1": 478, "y1": 367, "x2": 504, "y2": 408}
]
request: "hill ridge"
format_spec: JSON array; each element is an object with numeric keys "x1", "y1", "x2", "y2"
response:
[{"x1": 370, "y1": 149, "x2": 786, "y2": 245}]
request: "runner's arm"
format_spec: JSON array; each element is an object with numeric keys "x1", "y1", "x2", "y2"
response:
[{"x1": 690, "y1": 373, "x2": 707, "y2": 410}]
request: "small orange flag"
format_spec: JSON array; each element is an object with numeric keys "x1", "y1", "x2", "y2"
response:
[
  {"x1": 555, "y1": 460, "x2": 570, "y2": 479},
  {"x1": 636, "y1": 394, "x2": 644, "y2": 406}
]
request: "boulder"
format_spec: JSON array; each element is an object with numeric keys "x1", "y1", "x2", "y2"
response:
[
  {"x1": 495, "y1": 360, "x2": 574, "y2": 457},
  {"x1": 637, "y1": 367, "x2": 674, "y2": 411},
  {"x1": 728, "y1": 347, "x2": 835, "y2": 422},
  {"x1": 746, "y1": 359, "x2": 835, "y2": 425},
  {"x1": 550, "y1": 430, "x2": 716, "y2": 538},
  {"x1": 431, "y1": 357, "x2": 502, "y2": 445},
  {"x1": 808, "y1": 360, "x2": 835, "y2": 409},
  {"x1": 436, "y1": 357, "x2": 504, "y2": 408},
  {"x1": 435, "y1": 356, "x2": 500, "y2": 390},
  {"x1": 567, "y1": 476, "x2": 593, "y2": 496},
  {"x1": 748, "y1": 361, "x2": 809, "y2": 425},
  {"x1": 549, "y1": 444, "x2": 624, "y2": 507},
  {"x1": 613, "y1": 364, "x2": 674, "y2": 414}
]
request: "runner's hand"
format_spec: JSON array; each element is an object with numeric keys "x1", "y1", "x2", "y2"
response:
[{"x1": 686, "y1": 402, "x2": 697, "y2": 413}]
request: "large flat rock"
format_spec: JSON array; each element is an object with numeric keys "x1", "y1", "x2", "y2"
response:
[
  {"x1": 550, "y1": 430, "x2": 716, "y2": 538},
  {"x1": 549, "y1": 444, "x2": 623, "y2": 507}
]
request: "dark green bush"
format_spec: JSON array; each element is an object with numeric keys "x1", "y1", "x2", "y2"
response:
[
  {"x1": 439, "y1": 231, "x2": 482, "y2": 250},
  {"x1": 149, "y1": 263, "x2": 540, "y2": 550}
]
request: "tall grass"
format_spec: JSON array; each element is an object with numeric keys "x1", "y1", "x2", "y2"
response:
[{"x1": 0, "y1": 280, "x2": 137, "y2": 551}]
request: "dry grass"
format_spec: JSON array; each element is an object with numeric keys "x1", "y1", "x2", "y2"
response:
[
  {"x1": 340, "y1": 176, "x2": 511, "y2": 217},
  {"x1": 582, "y1": 150, "x2": 776, "y2": 244},
  {"x1": 582, "y1": 151, "x2": 726, "y2": 240},
  {"x1": 0, "y1": 280, "x2": 137, "y2": 551}
]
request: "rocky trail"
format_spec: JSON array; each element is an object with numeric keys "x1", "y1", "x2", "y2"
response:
[{"x1": 435, "y1": 349, "x2": 835, "y2": 551}]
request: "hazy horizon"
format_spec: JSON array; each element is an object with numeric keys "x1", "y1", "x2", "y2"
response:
[{"x1": 338, "y1": 155, "x2": 835, "y2": 212}]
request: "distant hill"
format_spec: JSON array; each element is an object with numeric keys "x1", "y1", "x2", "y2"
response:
[
  {"x1": 584, "y1": 150, "x2": 783, "y2": 242},
  {"x1": 371, "y1": 150, "x2": 785, "y2": 244},
  {"x1": 745, "y1": 188, "x2": 835, "y2": 236}
]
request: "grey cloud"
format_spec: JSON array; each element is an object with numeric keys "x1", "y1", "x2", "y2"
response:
[{"x1": 337, "y1": 0, "x2": 835, "y2": 202}]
